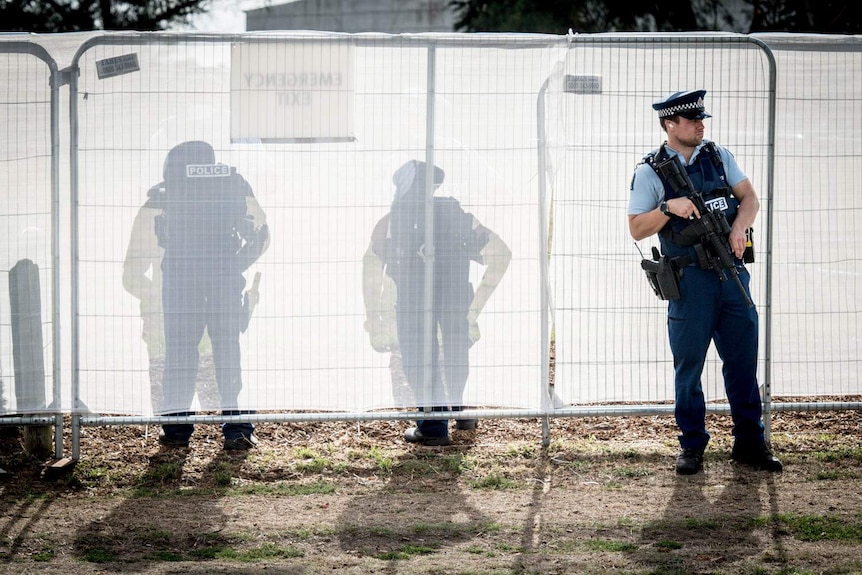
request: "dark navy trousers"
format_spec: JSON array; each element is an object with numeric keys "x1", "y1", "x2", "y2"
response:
[
  {"x1": 395, "y1": 288, "x2": 470, "y2": 439},
  {"x1": 160, "y1": 261, "x2": 254, "y2": 442},
  {"x1": 667, "y1": 265, "x2": 765, "y2": 452}
]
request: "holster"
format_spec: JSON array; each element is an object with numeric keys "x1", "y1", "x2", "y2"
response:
[
  {"x1": 743, "y1": 227, "x2": 755, "y2": 263},
  {"x1": 154, "y1": 212, "x2": 168, "y2": 248},
  {"x1": 641, "y1": 253, "x2": 681, "y2": 301}
]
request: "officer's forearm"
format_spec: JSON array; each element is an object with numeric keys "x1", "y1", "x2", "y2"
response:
[
  {"x1": 730, "y1": 179, "x2": 759, "y2": 234},
  {"x1": 470, "y1": 236, "x2": 511, "y2": 316},
  {"x1": 732, "y1": 197, "x2": 759, "y2": 235},
  {"x1": 628, "y1": 209, "x2": 668, "y2": 240}
]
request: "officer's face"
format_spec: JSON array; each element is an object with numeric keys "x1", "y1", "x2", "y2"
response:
[{"x1": 670, "y1": 116, "x2": 705, "y2": 148}]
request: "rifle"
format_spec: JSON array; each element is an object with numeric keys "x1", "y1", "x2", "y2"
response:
[
  {"x1": 240, "y1": 271, "x2": 262, "y2": 333},
  {"x1": 655, "y1": 156, "x2": 753, "y2": 308}
]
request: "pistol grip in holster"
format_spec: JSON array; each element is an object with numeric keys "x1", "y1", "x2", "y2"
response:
[{"x1": 641, "y1": 252, "x2": 681, "y2": 301}]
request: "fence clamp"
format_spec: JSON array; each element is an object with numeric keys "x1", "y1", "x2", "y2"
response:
[{"x1": 53, "y1": 66, "x2": 77, "y2": 88}]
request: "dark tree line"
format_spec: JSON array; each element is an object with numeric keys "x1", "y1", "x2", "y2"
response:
[
  {"x1": 1, "y1": 0, "x2": 858, "y2": 34},
  {"x1": 0, "y1": 0, "x2": 210, "y2": 32},
  {"x1": 449, "y1": 0, "x2": 862, "y2": 34}
]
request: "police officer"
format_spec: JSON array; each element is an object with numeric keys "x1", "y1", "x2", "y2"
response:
[
  {"x1": 628, "y1": 91, "x2": 781, "y2": 475},
  {"x1": 123, "y1": 184, "x2": 170, "y2": 410},
  {"x1": 371, "y1": 160, "x2": 510, "y2": 446},
  {"x1": 154, "y1": 141, "x2": 269, "y2": 450}
]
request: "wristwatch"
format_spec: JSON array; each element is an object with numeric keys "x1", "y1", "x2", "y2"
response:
[{"x1": 659, "y1": 201, "x2": 670, "y2": 216}]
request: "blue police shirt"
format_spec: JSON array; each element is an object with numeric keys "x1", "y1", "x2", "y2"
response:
[{"x1": 628, "y1": 140, "x2": 747, "y2": 215}]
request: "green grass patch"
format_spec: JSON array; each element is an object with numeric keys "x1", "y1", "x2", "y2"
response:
[
  {"x1": 83, "y1": 548, "x2": 118, "y2": 563},
  {"x1": 231, "y1": 479, "x2": 337, "y2": 496},
  {"x1": 147, "y1": 550, "x2": 184, "y2": 561},
  {"x1": 210, "y1": 460, "x2": 234, "y2": 487},
  {"x1": 224, "y1": 542, "x2": 304, "y2": 561},
  {"x1": 368, "y1": 446, "x2": 394, "y2": 471},
  {"x1": 397, "y1": 452, "x2": 466, "y2": 476},
  {"x1": 814, "y1": 445, "x2": 862, "y2": 463},
  {"x1": 374, "y1": 544, "x2": 437, "y2": 560},
  {"x1": 70, "y1": 462, "x2": 115, "y2": 489},
  {"x1": 583, "y1": 538, "x2": 637, "y2": 552},
  {"x1": 769, "y1": 513, "x2": 862, "y2": 542},
  {"x1": 32, "y1": 544, "x2": 56, "y2": 562},
  {"x1": 134, "y1": 460, "x2": 184, "y2": 489},
  {"x1": 293, "y1": 447, "x2": 333, "y2": 472},
  {"x1": 503, "y1": 444, "x2": 540, "y2": 458},
  {"x1": 813, "y1": 469, "x2": 858, "y2": 481},
  {"x1": 471, "y1": 471, "x2": 518, "y2": 490}
]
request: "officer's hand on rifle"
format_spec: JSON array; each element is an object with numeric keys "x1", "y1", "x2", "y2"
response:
[
  {"x1": 728, "y1": 226, "x2": 747, "y2": 259},
  {"x1": 664, "y1": 197, "x2": 700, "y2": 220}
]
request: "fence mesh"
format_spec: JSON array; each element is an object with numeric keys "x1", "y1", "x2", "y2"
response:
[
  {"x1": 0, "y1": 44, "x2": 56, "y2": 417},
  {"x1": 0, "y1": 32, "x2": 859, "y2": 435}
]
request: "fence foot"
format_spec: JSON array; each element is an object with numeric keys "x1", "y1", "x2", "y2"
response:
[{"x1": 42, "y1": 457, "x2": 76, "y2": 479}]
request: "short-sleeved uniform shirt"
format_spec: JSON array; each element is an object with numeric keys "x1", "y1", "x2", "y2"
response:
[{"x1": 627, "y1": 140, "x2": 748, "y2": 216}]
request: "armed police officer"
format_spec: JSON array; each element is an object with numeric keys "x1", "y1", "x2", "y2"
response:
[
  {"x1": 628, "y1": 90, "x2": 781, "y2": 475},
  {"x1": 123, "y1": 185, "x2": 166, "y2": 406},
  {"x1": 370, "y1": 160, "x2": 510, "y2": 446},
  {"x1": 154, "y1": 141, "x2": 269, "y2": 450}
]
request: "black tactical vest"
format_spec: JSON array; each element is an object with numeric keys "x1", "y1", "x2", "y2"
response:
[{"x1": 645, "y1": 142, "x2": 739, "y2": 261}]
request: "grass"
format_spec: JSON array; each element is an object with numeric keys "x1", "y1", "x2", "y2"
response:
[
  {"x1": 368, "y1": 445, "x2": 394, "y2": 471},
  {"x1": 767, "y1": 514, "x2": 862, "y2": 542},
  {"x1": 374, "y1": 544, "x2": 437, "y2": 560},
  {"x1": 32, "y1": 544, "x2": 56, "y2": 562},
  {"x1": 4, "y1": 415, "x2": 862, "y2": 574},
  {"x1": 582, "y1": 539, "x2": 637, "y2": 552},
  {"x1": 210, "y1": 542, "x2": 305, "y2": 562},
  {"x1": 134, "y1": 460, "x2": 184, "y2": 489},
  {"x1": 293, "y1": 447, "x2": 334, "y2": 472},
  {"x1": 471, "y1": 471, "x2": 519, "y2": 490}
]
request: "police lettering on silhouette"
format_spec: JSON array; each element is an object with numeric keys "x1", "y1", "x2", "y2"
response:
[{"x1": 151, "y1": 141, "x2": 269, "y2": 450}]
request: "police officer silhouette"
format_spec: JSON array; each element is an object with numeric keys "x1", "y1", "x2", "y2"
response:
[
  {"x1": 122, "y1": 183, "x2": 167, "y2": 409},
  {"x1": 153, "y1": 141, "x2": 269, "y2": 450},
  {"x1": 367, "y1": 160, "x2": 510, "y2": 446}
]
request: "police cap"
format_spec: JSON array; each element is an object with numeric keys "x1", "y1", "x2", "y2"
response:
[
  {"x1": 652, "y1": 89, "x2": 711, "y2": 120},
  {"x1": 163, "y1": 141, "x2": 216, "y2": 182}
]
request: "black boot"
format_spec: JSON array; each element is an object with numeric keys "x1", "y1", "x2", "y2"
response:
[{"x1": 676, "y1": 448, "x2": 704, "y2": 475}]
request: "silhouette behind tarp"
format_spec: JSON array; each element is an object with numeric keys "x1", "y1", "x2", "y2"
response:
[
  {"x1": 363, "y1": 160, "x2": 510, "y2": 438},
  {"x1": 146, "y1": 141, "x2": 269, "y2": 446}
]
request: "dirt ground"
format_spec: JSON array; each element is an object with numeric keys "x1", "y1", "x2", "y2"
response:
[{"x1": 2, "y1": 406, "x2": 862, "y2": 575}]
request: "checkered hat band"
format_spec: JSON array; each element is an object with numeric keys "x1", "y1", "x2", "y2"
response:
[{"x1": 658, "y1": 99, "x2": 704, "y2": 117}]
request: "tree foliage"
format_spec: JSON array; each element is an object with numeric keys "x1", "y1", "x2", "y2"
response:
[
  {"x1": 450, "y1": 0, "x2": 862, "y2": 34},
  {"x1": 0, "y1": 0, "x2": 211, "y2": 32},
  {"x1": 748, "y1": 0, "x2": 862, "y2": 33}
]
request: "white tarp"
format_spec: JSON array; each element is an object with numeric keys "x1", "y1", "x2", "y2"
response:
[{"x1": 1, "y1": 32, "x2": 860, "y2": 418}]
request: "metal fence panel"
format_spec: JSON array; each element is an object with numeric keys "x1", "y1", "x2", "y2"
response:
[
  {"x1": 70, "y1": 33, "x2": 558, "y2": 417},
  {"x1": 0, "y1": 31, "x2": 857, "y2": 460},
  {"x1": 756, "y1": 34, "x2": 862, "y2": 399},
  {"x1": 0, "y1": 40, "x2": 59, "y2": 419},
  {"x1": 548, "y1": 35, "x2": 775, "y2": 406}
]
